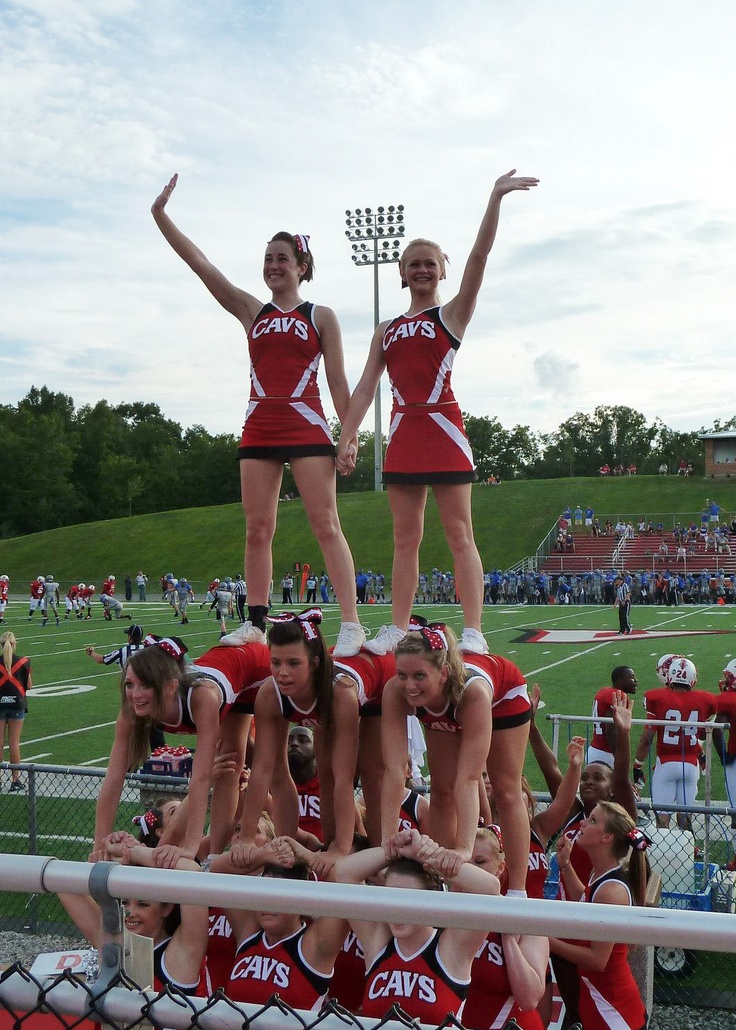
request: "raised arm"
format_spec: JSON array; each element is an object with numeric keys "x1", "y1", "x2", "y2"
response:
[
  {"x1": 312, "y1": 680, "x2": 361, "y2": 864},
  {"x1": 151, "y1": 174, "x2": 262, "y2": 325},
  {"x1": 533, "y1": 736, "x2": 584, "y2": 846},
  {"x1": 527, "y1": 683, "x2": 564, "y2": 797},
  {"x1": 443, "y1": 169, "x2": 539, "y2": 337},
  {"x1": 611, "y1": 692, "x2": 638, "y2": 820}
]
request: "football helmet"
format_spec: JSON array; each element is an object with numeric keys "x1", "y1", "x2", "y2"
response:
[
  {"x1": 719, "y1": 659, "x2": 736, "y2": 692},
  {"x1": 666, "y1": 656, "x2": 698, "y2": 689}
]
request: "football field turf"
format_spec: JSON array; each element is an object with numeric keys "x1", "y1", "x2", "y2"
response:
[{"x1": 3, "y1": 596, "x2": 735, "y2": 797}]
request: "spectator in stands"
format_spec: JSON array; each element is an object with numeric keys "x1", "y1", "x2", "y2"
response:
[
  {"x1": 599, "y1": 464, "x2": 610, "y2": 476},
  {"x1": 626, "y1": 463, "x2": 637, "y2": 475},
  {"x1": 591, "y1": 517, "x2": 601, "y2": 537},
  {"x1": 708, "y1": 498, "x2": 723, "y2": 524},
  {"x1": 613, "y1": 464, "x2": 624, "y2": 476},
  {"x1": 584, "y1": 505, "x2": 594, "y2": 529},
  {"x1": 565, "y1": 531, "x2": 575, "y2": 553},
  {"x1": 573, "y1": 505, "x2": 583, "y2": 527},
  {"x1": 658, "y1": 462, "x2": 668, "y2": 475}
]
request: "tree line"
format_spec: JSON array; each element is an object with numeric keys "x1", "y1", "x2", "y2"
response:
[{"x1": 0, "y1": 387, "x2": 724, "y2": 538}]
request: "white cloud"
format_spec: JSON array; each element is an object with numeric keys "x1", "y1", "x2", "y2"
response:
[{"x1": 1, "y1": 0, "x2": 735, "y2": 439}]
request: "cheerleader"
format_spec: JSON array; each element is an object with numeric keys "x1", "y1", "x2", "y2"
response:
[
  {"x1": 380, "y1": 623, "x2": 532, "y2": 893},
  {"x1": 235, "y1": 610, "x2": 362, "y2": 875},
  {"x1": 92, "y1": 635, "x2": 271, "y2": 866},
  {"x1": 151, "y1": 175, "x2": 364, "y2": 656},
  {"x1": 337, "y1": 170, "x2": 538, "y2": 655},
  {"x1": 335, "y1": 828, "x2": 501, "y2": 1024},
  {"x1": 550, "y1": 803, "x2": 648, "y2": 1030}
]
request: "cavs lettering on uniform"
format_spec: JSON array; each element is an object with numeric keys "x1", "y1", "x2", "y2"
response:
[
  {"x1": 474, "y1": 938, "x2": 504, "y2": 966},
  {"x1": 342, "y1": 931, "x2": 364, "y2": 959},
  {"x1": 528, "y1": 851, "x2": 548, "y2": 874},
  {"x1": 208, "y1": 912, "x2": 233, "y2": 939},
  {"x1": 251, "y1": 314, "x2": 310, "y2": 340},
  {"x1": 230, "y1": 953, "x2": 291, "y2": 989},
  {"x1": 383, "y1": 318, "x2": 437, "y2": 350},
  {"x1": 368, "y1": 970, "x2": 438, "y2": 1004},
  {"x1": 299, "y1": 794, "x2": 320, "y2": 820}
]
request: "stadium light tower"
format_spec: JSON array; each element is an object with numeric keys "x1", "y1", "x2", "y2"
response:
[{"x1": 345, "y1": 204, "x2": 405, "y2": 491}]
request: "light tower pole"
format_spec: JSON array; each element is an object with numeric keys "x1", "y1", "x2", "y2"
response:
[{"x1": 345, "y1": 204, "x2": 405, "y2": 491}]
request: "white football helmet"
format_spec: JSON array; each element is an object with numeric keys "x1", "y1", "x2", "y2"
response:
[
  {"x1": 666, "y1": 657, "x2": 698, "y2": 689},
  {"x1": 0, "y1": 574, "x2": 8, "y2": 582},
  {"x1": 78, "y1": 582, "x2": 86, "y2": 590},
  {"x1": 719, "y1": 659, "x2": 736, "y2": 692},
  {"x1": 655, "y1": 654, "x2": 682, "y2": 684}
]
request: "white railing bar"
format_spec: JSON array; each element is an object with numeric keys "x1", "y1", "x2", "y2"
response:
[
  {"x1": 2, "y1": 855, "x2": 735, "y2": 952},
  {"x1": 548, "y1": 714, "x2": 723, "y2": 730}
]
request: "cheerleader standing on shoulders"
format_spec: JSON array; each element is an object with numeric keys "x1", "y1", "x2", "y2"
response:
[
  {"x1": 337, "y1": 170, "x2": 538, "y2": 656},
  {"x1": 152, "y1": 175, "x2": 365, "y2": 656}
]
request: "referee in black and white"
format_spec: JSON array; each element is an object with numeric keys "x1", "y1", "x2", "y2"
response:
[
  {"x1": 233, "y1": 574, "x2": 247, "y2": 623},
  {"x1": 613, "y1": 574, "x2": 632, "y2": 634}
]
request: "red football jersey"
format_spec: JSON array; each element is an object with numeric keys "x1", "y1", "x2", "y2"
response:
[{"x1": 644, "y1": 688, "x2": 717, "y2": 765}]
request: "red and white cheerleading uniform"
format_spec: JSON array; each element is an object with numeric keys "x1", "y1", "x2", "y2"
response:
[
  {"x1": 558, "y1": 809, "x2": 592, "y2": 900},
  {"x1": 464, "y1": 933, "x2": 543, "y2": 1030},
  {"x1": 226, "y1": 923, "x2": 331, "y2": 1010},
  {"x1": 163, "y1": 643, "x2": 271, "y2": 734},
  {"x1": 331, "y1": 650, "x2": 396, "y2": 715},
  {"x1": 526, "y1": 828, "x2": 549, "y2": 901},
  {"x1": 296, "y1": 771, "x2": 323, "y2": 843},
  {"x1": 588, "y1": 686, "x2": 617, "y2": 766},
  {"x1": 644, "y1": 687, "x2": 716, "y2": 809},
  {"x1": 207, "y1": 907, "x2": 238, "y2": 992},
  {"x1": 153, "y1": 937, "x2": 210, "y2": 997},
  {"x1": 330, "y1": 930, "x2": 366, "y2": 1013},
  {"x1": 398, "y1": 789, "x2": 424, "y2": 833},
  {"x1": 238, "y1": 302, "x2": 335, "y2": 459},
  {"x1": 461, "y1": 654, "x2": 532, "y2": 729},
  {"x1": 381, "y1": 306, "x2": 475, "y2": 485},
  {"x1": 577, "y1": 868, "x2": 647, "y2": 1030},
  {"x1": 361, "y1": 929, "x2": 469, "y2": 1022}
]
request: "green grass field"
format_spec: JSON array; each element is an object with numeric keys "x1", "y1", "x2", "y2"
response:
[{"x1": 2, "y1": 595, "x2": 735, "y2": 791}]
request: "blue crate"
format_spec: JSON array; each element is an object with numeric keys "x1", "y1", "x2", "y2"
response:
[{"x1": 660, "y1": 862, "x2": 717, "y2": 912}]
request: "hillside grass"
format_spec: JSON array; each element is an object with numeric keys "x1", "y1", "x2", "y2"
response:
[{"x1": 2, "y1": 475, "x2": 736, "y2": 588}]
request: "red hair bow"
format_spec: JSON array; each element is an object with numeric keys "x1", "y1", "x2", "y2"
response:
[
  {"x1": 143, "y1": 634, "x2": 187, "y2": 661},
  {"x1": 267, "y1": 607, "x2": 323, "y2": 641}
]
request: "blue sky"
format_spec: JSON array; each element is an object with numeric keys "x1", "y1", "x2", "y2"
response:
[{"x1": 1, "y1": 0, "x2": 734, "y2": 436}]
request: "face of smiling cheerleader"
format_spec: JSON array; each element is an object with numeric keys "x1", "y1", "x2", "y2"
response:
[{"x1": 395, "y1": 653, "x2": 448, "y2": 709}]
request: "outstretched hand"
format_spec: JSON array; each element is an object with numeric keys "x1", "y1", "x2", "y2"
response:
[
  {"x1": 152, "y1": 174, "x2": 178, "y2": 215},
  {"x1": 611, "y1": 690, "x2": 634, "y2": 733},
  {"x1": 492, "y1": 169, "x2": 539, "y2": 197}
]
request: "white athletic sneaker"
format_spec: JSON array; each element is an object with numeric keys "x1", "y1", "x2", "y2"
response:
[
  {"x1": 333, "y1": 621, "x2": 367, "y2": 657},
  {"x1": 363, "y1": 623, "x2": 406, "y2": 655},
  {"x1": 219, "y1": 621, "x2": 266, "y2": 646},
  {"x1": 459, "y1": 627, "x2": 490, "y2": 654}
]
